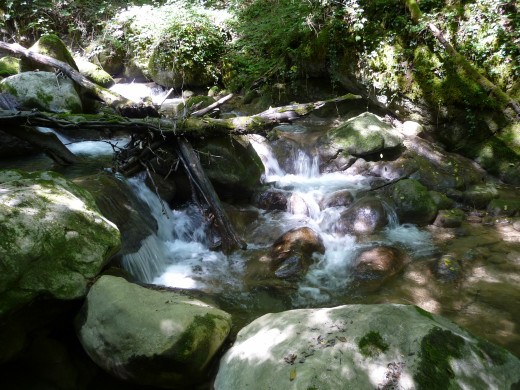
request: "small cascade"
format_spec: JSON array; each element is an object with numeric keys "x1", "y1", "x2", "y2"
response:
[{"x1": 110, "y1": 82, "x2": 171, "y2": 105}]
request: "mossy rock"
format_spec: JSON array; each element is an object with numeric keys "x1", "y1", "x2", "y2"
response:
[
  {"x1": 19, "y1": 34, "x2": 78, "y2": 73},
  {"x1": 326, "y1": 112, "x2": 402, "y2": 157},
  {"x1": 0, "y1": 170, "x2": 121, "y2": 323},
  {"x1": 215, "y1": 304, "x2": 520, "y2": 390},
  {"x1": 85, "y1": 43, "x2": 125, "y2": 76},
  {"x1": 487, "y1": 198, "x2": 520, "y2": 217},
  {"x1": 76, "y1": 275, "x2": 231, "y2": 388},
  {"x1": 0, "y1": 72, "x2": 82, "y2": 113},
  {"x1": 391, "y1": 178, "x2": 437, "y2": 225},
  {"x1": 74, "y1": 57, "x2": 114, "y2": 88},
  {"x1": 0, "y1": 56, "x2": 19, "y2": 77}
]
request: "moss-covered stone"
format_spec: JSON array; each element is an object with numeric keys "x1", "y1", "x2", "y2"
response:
[
  {"x1": 0, "y1": 72, "x2": 83, "y2": 113},
  {"x1": 391, "y1": 178, "x2": 437, "y2": 225},
  {"x1": 0, "y1": 170, "x2": 121, "y2": 322},
  {"x1": 76, "y1": 275, "x2": 231, "y2": 388},
  {"x1": 19, "y1": 34, "x2": 78, "y2": 73},
  {"x1": 75, "y1": 57, "x2": 115, "y2": 88},
  {"x1": 326, "y1": 112, "x2": 402, "y2": 157}
]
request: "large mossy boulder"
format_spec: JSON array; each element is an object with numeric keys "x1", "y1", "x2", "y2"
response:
[
  {"x1": 19, "y1": 34, "x2": 78, "y2": 73},
  {"x1": 0, "y1": 56, "x2": 19, "y2": 77},
  {"x1": 196, "y1": 136, "x2": 264, "y2": 201},
  {"x1": 74, "y1": 57, "x2": 114, "y2": 88},
  {"x1": 0, "y1": 72, "x2": 82, "y2": 113},
  {"x1": 76, "y1": 275, "x2": 232, "y2": 388},
  {"x1": 214, "y1": 304, "x2": 520, "y2": 390},
  {"x1": 323, "y1": 112, "x2": 402, "y2": 158},
  {"x1": 391, "y1": 178, "x2": 437, "y2": 225},
  {"x1": 0, "y1": 170, "x2": 121, "y2": 319}
]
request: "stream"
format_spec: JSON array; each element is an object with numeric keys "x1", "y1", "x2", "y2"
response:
[{"x1": 2, "y1": 82, "x2": 518, "y2": 362}]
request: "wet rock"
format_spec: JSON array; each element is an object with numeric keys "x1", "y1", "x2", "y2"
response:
[
  {"x1": 391, "y1": 179, "x2": 437, "y2": 225},
  {"x1": 344, "y1": 157, "x2": 370, "y2": 175},
  {"x1": 76, "y1": 275, "x2": 231, "y2": 388},
  {"x1": 144, "y1": 170, "x2": 176, "y2": 204},
  {"x1": 336, "y1": 196, "x2": 389, "y2": 235},
  {"x1": 253, "y1": 189, "x2": 288, "y2": 211},
  {"x1": 433, "y1": 209, "x2": 465, "y2": 228},
  {"x1": 266, "y1": 227, "x2": 325, "y2": 277},
  {"x1": 462, "y1": 184, "x2": 499, "y2": 209},
  {"x1": 1, "y1": 72, "x2": 82, "y2": 113},
  {"x1": 0, "y1": 170, "x2": 121, "y2": 338},
  {"x1": 215, "y1": 304, "x2": 520, "y2": 390},
  {"x1": 487, "y1": 198, "x2": 520, "y2": 217},
  {"x1": 195, "y1": 135, "x2": 264, "y2": 201},
  {"x1": 326, "y1": 112, "x2": 402, "y2": 157},
  {"x1": 352, "y1": 246, "x2": 407, "y2": 290},
  {"x1": 321, "y1": 189, "x2": 354, "y2": 209},
  {"x1": 432, "y1": 255, "x2": 462, "y2": 282}
]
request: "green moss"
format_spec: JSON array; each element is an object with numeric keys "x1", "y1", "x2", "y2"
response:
[
  {"x1": 172, "y1": 313, "x2": 223, "y2": 370},
  {"x1": 414, "y1": 327, "x2": 464, "y2": 390},
  {"x1": 36, "y1": 90, "x2": 53, "y2": 105},
  {"x1": 477, "y1": 338, "x2": 508, "y2": 366},
  {"x1": 0, "y1": 57, "x2": 19, "y2": 77},
  {"x1": 358, "y1": 331, "x2": 389, "y2": 357},
  {"x1": 415, "y1": 306, "x2": 435, "y2": 321}
]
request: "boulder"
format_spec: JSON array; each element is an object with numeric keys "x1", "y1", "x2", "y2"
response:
[
  {"x1": 433, "y1": 209, "x2": 465, "y2": 228},
  {"x1": 487, "y1": 198, "x2": 520, "y2": 217},
  {"x1": 214, "y1": 304, "x2": 520, "y2": 390},
  {"x1": 0, "y1": 72, "x2": 83, "y2": 113},
  {"x1": 263, "y1": 227, "x2": 325, "y2": 279},
  {"x1": 74, "y1": 57, "x2": 115, "y2": 88},
  {"x1": 196, "y1": 136, "x2": 264, "y2": 201},
  {"x1": 351, "y1": 246, "x2": 407, "y2": 290},
  {"x1": 76, "y1": 275, "x2": 232, "y2": 388},
  {"x1": 0, "y1": 170, "x2": 121, "y2": 320},
  {"x1": 320, "y1": 189, "x2": 354, "y2": 209},
  {"x1": 0, "y1": 130, "x2": 38, "y2": 158},
  {"x1": 336, "y1": 196, "x2": 389, "y2": 235},
  {"x1": 19, "y1": 34, "x2": 78, "y2": 73},
  {"x1": 86, "y1": 43, "x2": 124, "y2": 75},
  {"x1": 462, "y1": 184, "x2": 499, "y2": 209},
  {"x1": 324, "y1": 112, "x2": 402, "y2": 157},
  {"x1": 253, "y1": 188, "x2": 288, "y2": 211},
  {"x1": 0, "y1": 56, "x2": 19, "y2": 77},
  {"x1": 391, "y1": 179, "x2": 437, "y2": 225}
]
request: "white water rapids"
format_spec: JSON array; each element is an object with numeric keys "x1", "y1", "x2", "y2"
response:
[{"x1": 120, "y1": 128, "x2": 434, "y2": 305}]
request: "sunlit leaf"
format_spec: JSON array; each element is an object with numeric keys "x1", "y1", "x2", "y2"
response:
[{"x1": 290, "y1": 368, "x2": 296, "y2": 381}]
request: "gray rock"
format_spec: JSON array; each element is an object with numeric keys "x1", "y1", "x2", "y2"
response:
[
  {"x1": 433, "y1": 209, "x2": 465, "y2": 228},
  {"x1": 0, "y1": 170, "x2": 121, "y2": 319},
  {"x1": 462, "y1": 184, "x2": 499, "y2": 209},
  {"x1": 76, "y1": 275, "x2": 232, "y2": 388},
  {"x1": 1, "y1": 72, "x2": 83, "y2": 113},
  {"x1": 215, "y1": 304, "x2": 520, "y2": 390}
]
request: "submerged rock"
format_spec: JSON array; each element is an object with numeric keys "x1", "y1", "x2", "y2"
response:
[
  {"x1": 214, "y1": 304, "x2": 520, "y2": 390},
  {"x1": 0, "y1": 72, "x2": 83, "y2": 113},
  {"x1": 76, "y1": 275, "x2": 232, "y2": 388},
  {"x1": 352, "y1": 246, "x2": 407, "y2": 291},
  {"x1": 0, "y1": 170, "x2": 121, "y2": 319},
  {"x1": 253, "y1": 188, "x2": 288, "y2": 211},
  {"x1": 336, "y1": 196, "x2": 389, "y2": 235},
  {"x1": 320, "y1": 189, "x2": 354, "y2": 209}
]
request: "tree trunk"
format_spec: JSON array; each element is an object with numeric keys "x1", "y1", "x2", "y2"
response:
[
  {"x1": 403, "y1": 1, "x2": 520, "y2": 117},
  {"x1": 0, "y1": 41, "x2": 159, "y2": 117},
  {"x1": 176, "y1": 138, "x2": 247, "y2": 254}
]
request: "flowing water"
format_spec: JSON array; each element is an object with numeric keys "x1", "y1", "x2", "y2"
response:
[{"x1": 2, "y1": 83, "x2": 519, "y2": 357}]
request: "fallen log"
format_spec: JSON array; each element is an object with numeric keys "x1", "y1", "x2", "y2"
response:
[
  {"x1": 0, "y1": 41, "x2": 159, "y2": 117},
  {"x1": 191, "y1": 93, "x2": 233, "y2": 117},
  {"x1": 176, "y1": 138, "x2": 247, "y2": 254}
]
